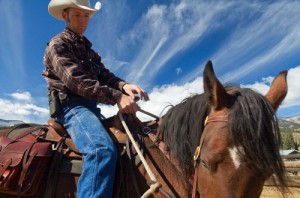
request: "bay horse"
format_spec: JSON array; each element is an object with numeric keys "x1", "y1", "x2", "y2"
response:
[{"x1": 0, "y1": 60, "x2": 288, "y2": 197}]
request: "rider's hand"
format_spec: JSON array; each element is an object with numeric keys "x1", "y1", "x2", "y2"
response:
[
  {"x1": 117, "y1": 84, "x2": 149, "y2": 114},
  {"x1": 117, "y1": 94, "x2": 139, "y2": 114},
  {"x1": 122, "y1": 84, "x2": 149, "y2": 102}
]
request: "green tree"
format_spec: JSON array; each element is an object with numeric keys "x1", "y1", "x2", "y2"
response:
[{"x1": 281, "y1": 132, "x2": 296, "y2": 149}]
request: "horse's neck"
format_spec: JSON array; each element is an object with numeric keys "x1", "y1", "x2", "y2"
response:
[{"x1": 143, "y1": 136, "x2": 192, "y2": 197}]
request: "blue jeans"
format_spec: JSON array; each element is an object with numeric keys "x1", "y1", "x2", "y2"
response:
[{"x1": 56, "y1": 97, "x2": 117, "y2": 198}]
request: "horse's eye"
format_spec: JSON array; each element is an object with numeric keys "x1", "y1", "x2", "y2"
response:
[{"x1": 200, "y1": 159, "x2": 209, "y2": 169}]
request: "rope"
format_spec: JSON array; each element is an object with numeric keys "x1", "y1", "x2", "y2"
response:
[
  {"x1": 141, "y1": 182, "x2": 162, "y2": 198},
  {"x1": 118, "y1": 110, "x2": 161, "y2": 197}
]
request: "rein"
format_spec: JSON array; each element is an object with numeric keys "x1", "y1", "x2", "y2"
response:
[
  {"x1": 119, "y1": 111, "x2": 163, "y2": 198},
  {"x1": 191, "y1": 114, "x2": 229, "y2": 198}
]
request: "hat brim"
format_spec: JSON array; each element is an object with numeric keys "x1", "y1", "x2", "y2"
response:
[{"x1": 48, "y1": 1, "x2": 100, "y2": 20}]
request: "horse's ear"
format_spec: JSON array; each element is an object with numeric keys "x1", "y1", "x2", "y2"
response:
[
  {"x1": 203, "y1": 60, "x2": 233, "y2": 110},
  {"x1": 265, "y1": 70, "x2": 288, "y2": 112}
]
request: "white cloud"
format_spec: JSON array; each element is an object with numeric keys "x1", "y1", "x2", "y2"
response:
[
  {"x1": 0, "y1": 92, "x2": 48, "y2": 124},
  {"x1": 176, "y1": 67, "x2": 182, "y2": 75},
  {"x1": 10, "y1": 91, "x2": 32, "y2": 101},
  {"x1": 100, "y1": 77, "x2": 204, "y2": 121},
  {"x1": 241, "y1": 76, "x2": 274, "y2": 94},
  {"x1": 282, "y1": 66, "x2": 300, "y2": 107},
  {"x1": 241, "y1": 66, "x2": 300, "y2": 108}
]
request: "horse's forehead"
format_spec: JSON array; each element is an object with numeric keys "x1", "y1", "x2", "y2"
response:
[
  {"x1": 201, "y1": 121, "x2": 246, "y2": 171},
  {"x1": 201, "y1": 122, "x2": 230, "y2": 153}
]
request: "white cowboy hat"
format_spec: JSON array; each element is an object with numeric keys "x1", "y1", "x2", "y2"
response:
[{"x1": 48, "y1": 0, "x2": 101, "y2": 20}]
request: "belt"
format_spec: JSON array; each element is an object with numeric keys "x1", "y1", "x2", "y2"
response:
[
  {"x1": 58, "y1": 92, "x2": 81, "y2": 104},
  {"x1": 58, "y1": 92, "x2": 96, "y2": 106}
]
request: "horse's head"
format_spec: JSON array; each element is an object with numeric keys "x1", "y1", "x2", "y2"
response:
[
  {"x1": 132, "y1": 60, "x2": 289, "y2": 197},
  {"x1": 195, "y1": 61, "x2": 288, "y2": 197}
]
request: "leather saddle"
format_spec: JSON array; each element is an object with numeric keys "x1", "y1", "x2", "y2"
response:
[{"x1": 46, "y1": 116, "x2": 128, "y2": 154}]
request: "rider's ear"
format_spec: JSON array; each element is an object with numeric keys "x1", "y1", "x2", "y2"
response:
[{"x1": 62, "y1": 9, "x2": 68, "y2": 20}]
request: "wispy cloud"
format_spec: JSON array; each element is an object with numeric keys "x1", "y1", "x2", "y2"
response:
[
  {"x1": 124, "y1": 1, "x2": 231, "y2": 86},
  {"x1": 217, "y1": 1, "x2": 300, "y2": 83},
  {"x1": 91, "y1": 1, "x2": 300, "y2": 89},
  {"x1": 98, "y1": 1, "x2": 300, "y2": 87},
  {"x1": 180, "y1": 1, "x2": 300, "y2": 84},
  {"x1": 91, "y1": 1, "x2": 232, "y2": 86},
  {"x1": 0, "y1": 1, "x2": 25, "y2": 84}
]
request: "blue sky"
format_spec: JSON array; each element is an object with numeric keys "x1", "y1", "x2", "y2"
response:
[{"x1": 0, "y1": 0, "x2": 300, "y2": 124}]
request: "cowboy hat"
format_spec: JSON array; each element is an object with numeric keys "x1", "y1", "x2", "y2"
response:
[{"x1": 48, "y1": 0, "x2": 101, "y2": 20}]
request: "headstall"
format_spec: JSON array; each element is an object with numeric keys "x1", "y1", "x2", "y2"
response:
[{"x1": 192, "y1": 114, "x2": 229, "y2": 198}]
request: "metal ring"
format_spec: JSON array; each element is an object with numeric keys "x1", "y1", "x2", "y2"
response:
[
  {"x1": 143, "y1": 127, "x2": 152, "y2": 134},
  {"x1": 193, "y1": 146, "x2": 201, "y2": 161}
]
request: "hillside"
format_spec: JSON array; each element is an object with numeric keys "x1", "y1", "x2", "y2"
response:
[
  {"x1": 281, "y1": 115, "x2": 300, "y2": 124},
  {"x1": 0, "y1": 119, "x2": 24, "y2": 128},
  {"x1": 278, "y1": 118, "x2": 300, "y2": 132},
  {"x1": 279, "y1": 115, "x2": 300, "y2": 132}
]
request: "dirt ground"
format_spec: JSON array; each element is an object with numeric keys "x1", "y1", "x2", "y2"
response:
[{"x1": 261, "y1": 186, "x2": 300, "y2": 198}]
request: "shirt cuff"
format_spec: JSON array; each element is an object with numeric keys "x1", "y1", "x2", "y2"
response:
[{"x1": 118, "y1": 81, "x2": 127, "y2": 92}]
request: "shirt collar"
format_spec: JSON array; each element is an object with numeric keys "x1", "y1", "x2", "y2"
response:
[{"x1": 64, "y1": 28, "x2": 92, "y2": 48}]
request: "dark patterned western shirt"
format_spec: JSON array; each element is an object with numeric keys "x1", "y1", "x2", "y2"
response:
[{"x1": 42, "y1": 28, "x2": 126, "y2": 105}]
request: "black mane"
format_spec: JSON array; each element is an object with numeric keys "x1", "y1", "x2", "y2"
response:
[{"x1": 160, "y1": 93, "x2": 210, "y2": 175}]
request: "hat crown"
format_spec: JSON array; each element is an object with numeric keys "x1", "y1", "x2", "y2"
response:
[{"x1": 71, "y1": 0, "x2": 91, "y2": 8}]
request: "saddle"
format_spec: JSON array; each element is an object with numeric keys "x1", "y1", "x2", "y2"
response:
[
  {"x1": 46, "y1": 116, "x2": 129, "y2": 154},
  {"x1": 0, "y1": 126, "x2": 53, "y2": 196},
  {"x1": 0, "y1": 114, "x2": 154, "y2": 197}
]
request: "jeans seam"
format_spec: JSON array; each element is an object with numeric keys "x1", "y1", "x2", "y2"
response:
[
  {"x1": 71, "y1": 108, "x2": 97, "y2": 149},
  {"x1": 92, "y1": 148, "x2": 99, "y2": 195}
]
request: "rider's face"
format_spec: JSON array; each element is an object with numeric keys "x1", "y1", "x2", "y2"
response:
[{"x1": 63, "y1": 8, "x2": 90, "y2": 37}]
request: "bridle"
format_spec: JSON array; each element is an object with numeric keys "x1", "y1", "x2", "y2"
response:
[{"x1": 192, "y1": 114, "x2": 229, "y2": 198}]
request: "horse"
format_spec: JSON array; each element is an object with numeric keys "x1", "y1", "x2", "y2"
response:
[{"x1": 0, "y1": 60, "x2": 288, "y2": 198}]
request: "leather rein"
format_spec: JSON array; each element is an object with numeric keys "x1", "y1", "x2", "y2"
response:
[{"x1": 191, "y1": 114, "x2": 229, "y2": 198}]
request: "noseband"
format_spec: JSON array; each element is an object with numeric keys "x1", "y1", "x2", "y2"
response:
[{"x1": 192, "y1": 114, "x2": 229, "y2": 198}]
